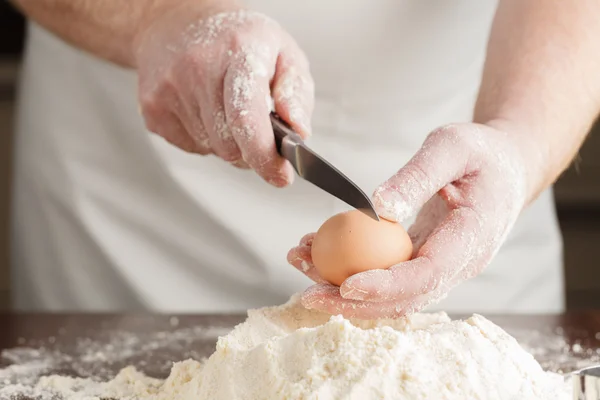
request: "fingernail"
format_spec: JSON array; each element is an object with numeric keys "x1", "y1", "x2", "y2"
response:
[{"x1": 372, "y1": 186, "x2": 411, "y2": 222}]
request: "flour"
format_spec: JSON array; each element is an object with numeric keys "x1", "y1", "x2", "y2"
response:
[
  {"x1": 230, "y1": 44, "x2": 271, "y2": 122},
  {"x1": 19, "y1": 294, "x2": 572, "y2": 400},
  {"x1": 187, "y1": 10, "x2": 267, "y2": 47},
  {"x1": 0, "y1": 323, "x2": 231, "y2": 399},
  {"x1": 510, "y1": 325, "x2": 600, "y2": 374}
]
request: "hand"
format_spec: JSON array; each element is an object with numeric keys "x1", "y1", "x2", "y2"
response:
[
  {"x1": 288, "y1": 122, "x2": 539, "y2": 319},
  {"x1": 133, "y1": 1, "x2": 314, "y2": 186}
]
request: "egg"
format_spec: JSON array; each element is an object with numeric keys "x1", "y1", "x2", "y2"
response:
[{"x1": 311, "y1": 210, "x2": 413, "y2": 286}]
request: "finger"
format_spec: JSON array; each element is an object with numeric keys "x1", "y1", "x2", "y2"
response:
[
  {"x1": 271, "y1": 48, "x2": 314, "y2": 138},
  {"x1": 171, "y1": 95, "x2": 213, "y2": 155},
  {"x1": 200, "y1": 84, "x2": 243, "y2": 162},
  {"x1": 393, "y1": 283, "x2": 453, "y2": 316},
  {"x1": 146, "y1": 110, "x2": 199, "y2": 153},
  {"x1": 299, "y1": 232, "x2": 316, "y2": 246},
  {"x1": 301, "y1": 284, "x2": 413, "y2": 319},
  {"x1": 387, "y1": 275, "x2": 460, "y2": 317},
  {"x1": 231, "y1": 159, "x2": 251, "y2": 169},
  {"x1": 223, "y1": 51, "x2": 294, "y2": 187},
  {"x1": 287, "y1": 245, "x2": 325, "y2": 284},
  {"x1": 406, "y1": 194, "x2": 450, "y2": 254},
  {"x1": 340, "y1": 206, "x2": 481, "y2": 302},
  {"x1": 372, "y1": 125, "x2": 474, "y2": 222},
  {"x1": 140, "y1": 85, "x2": 201, "y2": 153}
]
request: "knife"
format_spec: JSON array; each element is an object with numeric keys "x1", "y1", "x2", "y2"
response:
[{"x1": 270, "y1": 113, "x2": 380, "y2": 221}]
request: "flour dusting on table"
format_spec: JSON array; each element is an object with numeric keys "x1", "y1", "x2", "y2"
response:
[
  {"x1": 0, "y1": 323, "x2": 230, "y2": 399},
  {"x1": 1, "y1": 295, "x2": 598, "y2": 399}
]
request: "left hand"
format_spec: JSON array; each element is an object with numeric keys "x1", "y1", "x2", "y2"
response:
[{"x1": 288, "y1": 122, "x2": 541, "y2": 319}]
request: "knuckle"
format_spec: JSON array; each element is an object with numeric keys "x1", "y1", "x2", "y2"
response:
[
  {"x1": 144, "y1": 119, "x2": 159, "y2": 134},
  {"x1": 142, "y1": 113, "x2": 161, "y2": 134},
  {"x1": 180, "y1": 53, "x2": 210, "y2": 85},
  {"x1": 404, "y1": 255, "x2": 438, "y2": 294},
  {"x1": 165, "y1": 133, "x2": 196, "y2": 153},
  {"x1": 139, "y1": 93, "x2": 161, "y2": 117},
  {"x1": 230, "y1": 121, "x2": 257, "y2": 146},
  {"x1": 427, "y1": 124, "x2": 460, "y2": 143},
  {"x1": 231, "y1": 159, "x2": 250, "y2": 169},
  {"x1": 161, "y1": 72, "x2": 179, "y2": 95},
  {"x1": 139, "y1": 86, "x2": 178, "y2": 119},
  {"x1": 223, "y1": 152, "x2": 242, "y2": 163},
  {"x1": 195, "y1": 136, "x2": 212, "y2": 155},
  {"x1": 228, "y1": 31, "x2": 249, "y2": 52},
  {"x1": 211, "y1": 110, "x2": 229, "y2": 137},
  {"x1": 251, "y1": 153, "x2": 275, "y2": 172},
  {"x1": 190, "y1": 123, "x2": 209, "y2": 142},
  {"x1": 182, "y1": 50, "x2": 203, "y2": 67},
  {"x1": 428, "y1": 124, "x2": 477, "y2": 153},
  {"x1": 404, "y1": 163, "x2": 430, "y2": 187},
  {"x1": 219, "y1": 142, "x2": 242, "y2": 162}
]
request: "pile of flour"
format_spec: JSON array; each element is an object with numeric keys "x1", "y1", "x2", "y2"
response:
[{"x1": 33, "y1": 294, "x2": 570, "y2": 399}]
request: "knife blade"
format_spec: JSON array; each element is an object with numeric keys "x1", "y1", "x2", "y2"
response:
[{"x1": 271, "y1": 113, "x2": 380, "y2": 221}]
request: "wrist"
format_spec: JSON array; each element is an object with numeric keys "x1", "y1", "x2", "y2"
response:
[{"x1": 482, "y1": 118, "x2": 550, "y2": 206}]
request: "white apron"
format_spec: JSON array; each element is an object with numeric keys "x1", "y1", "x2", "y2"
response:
[{"x1": 11, "y1": 0, "x2": 564, "y2": 313}]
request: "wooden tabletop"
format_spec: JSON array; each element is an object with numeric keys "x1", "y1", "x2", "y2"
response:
[{"x1": 2, "y1": 312, "x2": 600, "y2": 390}]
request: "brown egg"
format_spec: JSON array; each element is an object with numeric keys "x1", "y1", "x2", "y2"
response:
[{"x1": 311, "y1": 210, "x2": 413, "y2": 286}]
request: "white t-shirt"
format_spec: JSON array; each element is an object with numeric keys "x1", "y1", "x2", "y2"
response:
[{"x1": 11, "y1": 0, "x2": 564, "y2": 313}]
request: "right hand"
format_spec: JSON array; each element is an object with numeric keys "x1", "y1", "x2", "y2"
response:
[{"x1": 133, "y1": 1, "x2": 314, "y2": 187}]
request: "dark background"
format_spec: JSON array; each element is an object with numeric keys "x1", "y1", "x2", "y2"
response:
[
  {"x1": 1, "y1": 4, "x2": 599, "y2": 310},
  {"x1": 0, "y1": 3, "x2": 25, "y2": 54}
]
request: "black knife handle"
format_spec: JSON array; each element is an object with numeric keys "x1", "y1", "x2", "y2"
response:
[{"x1": 272, "y1": 115, "x2": 287, "y2": 155}]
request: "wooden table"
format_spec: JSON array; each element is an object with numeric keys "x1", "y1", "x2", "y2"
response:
[{"x1": 2, "y1": 312, "x2": 600, "y2": 397}]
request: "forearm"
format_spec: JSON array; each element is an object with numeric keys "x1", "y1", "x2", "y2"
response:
[
  {"x1": 9, "y1": 0, "x2": 212, "y2": 67},
  {"x1": 474, "y1": 0, "x2": 600, "y2": 202}
]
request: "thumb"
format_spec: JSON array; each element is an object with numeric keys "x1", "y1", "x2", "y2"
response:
[{"x1": 372, "y1": 125, "x2": 472, "y2": 222}]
